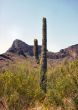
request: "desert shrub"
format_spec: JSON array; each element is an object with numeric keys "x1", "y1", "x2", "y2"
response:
[
  {"x1": 46, "y1": 59, "x2": 78, "y2": 109},
  {"x1": 0, "y1": 59, "x2": 78, "y2": 109},
  {"x1": 0, "y1": 62, "x2": 44, "y2": 110}
]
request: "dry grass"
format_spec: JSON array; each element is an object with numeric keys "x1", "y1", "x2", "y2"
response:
[{"x1": 0, "y1": 57, "x2": 78, "y2": 110}]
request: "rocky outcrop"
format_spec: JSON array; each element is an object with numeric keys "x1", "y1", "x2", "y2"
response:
[
  {"x1": 7, "y1": 39, "x2": 41, "y2": 57},
  {"x1": 48, "y1": 44, "x2": 78, "y2": 59}
]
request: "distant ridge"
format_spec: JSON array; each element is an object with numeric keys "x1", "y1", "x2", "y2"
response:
[
  {"x1": 0, "y1": 39, "x2": 78, "y2": 61},
  {"x1": 48, "y1": 44, "x2": 78, "y2": 59},
  {"x1": 0, "y1": 39, "x2": 78, "y2": 71}
]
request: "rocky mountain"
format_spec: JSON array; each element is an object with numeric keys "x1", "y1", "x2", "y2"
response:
[
  {"x1": 48, "y1": 44, "x2": 78, "y2": 59},
  {"x1": 7, "y1": 39, "x2": 41, "y2": 57},
  {"x1": 0, "y1": 39, "x2": 78, "y2": 64},
  {"x1": 0, "y1": 39, "x2": 78, "y2": 72}
]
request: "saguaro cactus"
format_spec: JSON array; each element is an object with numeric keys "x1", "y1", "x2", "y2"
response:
[
  {"x1": 33, "y1": 39, "x2": 39, "y2": 63},
  {"x1": 40, "y1": 17, "x2": 47, "y2": 93}
]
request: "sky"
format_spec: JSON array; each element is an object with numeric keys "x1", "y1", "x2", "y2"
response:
[{"x1": 0, "y1": 0, "x2": 78, "y2": 54}]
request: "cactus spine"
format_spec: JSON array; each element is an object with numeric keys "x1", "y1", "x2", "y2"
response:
[
  {"x1": 33, "y1": 39, "x2": 39, "y2": 63},
  {"x1": 40, "y1": 17, "x2": 47, "y2": 93}
]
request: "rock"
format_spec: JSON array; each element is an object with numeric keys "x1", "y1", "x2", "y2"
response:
[{"x1": 7, "y1": 39, "x2": 41, "y2": 57}]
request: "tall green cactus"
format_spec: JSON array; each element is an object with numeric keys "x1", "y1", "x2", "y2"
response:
[
  {"x1": 40, "y1": 17, "x2": 47, "y2": 93},
  {"x1": 33, "y1": 39, "x2": 39, "y2": 63}
]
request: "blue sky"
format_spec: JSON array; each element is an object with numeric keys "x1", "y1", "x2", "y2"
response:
[{"x1": 0, "y1": 0, "x2": 78, "y2": 53}]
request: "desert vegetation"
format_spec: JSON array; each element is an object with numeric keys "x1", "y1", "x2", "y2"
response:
[
  {"x1": 40, "y1": 17, "x2": 47, "y2": 93},
  {"x1": 0, "y1": 58, "x2": 78, "y2": 110},
  {"x1": 33, "y1": 39, "x2": 39, "y2": 63}
]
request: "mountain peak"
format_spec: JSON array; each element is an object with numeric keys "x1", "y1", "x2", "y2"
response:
[
  {"x1": 7, "y1": 39, "x2": 41, "y2": 57},
  {"x1": 13, "y1": 39, "x2": 28, "y2": 44},
  {"x1": 7, "y1": 39, "x2": 78, "y2": 59},
  {"x1": 12, "y1": 39, "x2": 29, "y2": 48}
]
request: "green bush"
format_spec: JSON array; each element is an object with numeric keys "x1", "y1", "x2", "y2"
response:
[
  {"x1": 47, "y1": 60, "x2": 78, "y2": 109},
  {"x1": 0, "y1": 64, "x2": 43, "y2": 110},
  {"x1": 0, "y1": 59, "x2": 78, "y2": 109}
]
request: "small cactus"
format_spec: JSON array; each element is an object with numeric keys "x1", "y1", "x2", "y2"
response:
[
  {"x1": 33, "y1": 39, "x2": 39, "y2": 63},
  {"x1": 40, "y1": 17, "x2": 47, "y2": 93}
]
